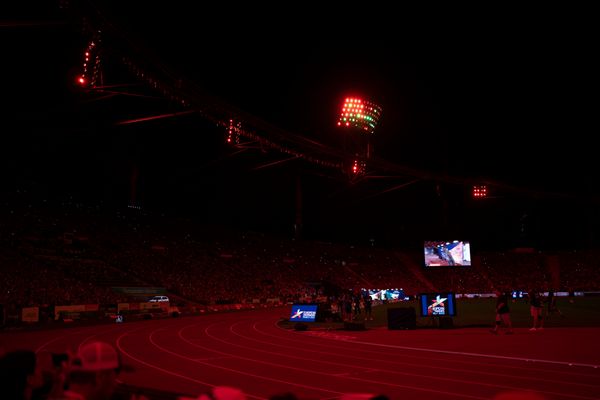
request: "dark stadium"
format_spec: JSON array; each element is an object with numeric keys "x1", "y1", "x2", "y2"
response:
[{"x1": 1, "y1": 2, "x2": 599, "y2": 400}]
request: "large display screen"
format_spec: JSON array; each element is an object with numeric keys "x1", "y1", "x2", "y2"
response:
[
  {"x1": 424, "y1": 241, "x2": 471, "y2": 267},
  {"x1": 419, "y1": 293, "x2": 457, "y2": 317},
  {"x1": 289, "y1": 304, "x2": 318, "y2": 322},
  {"x1": 361, "y1": 288, "x2": 406, "y2": 301}
]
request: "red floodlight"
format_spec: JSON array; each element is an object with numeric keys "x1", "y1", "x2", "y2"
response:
[
  {"x1": 226, "y1": 119, "x2": 242, "y2": 145},
  {"x1": 351, "y1": 159, "x2": 366, "y2": 176},
  {"x1": 472, "y1": 185, "x2": 488, "y2": 199},
  {"x1": 76, "y1": 31, "x2": 102, "y2": 88},
  {"x1": 337, "y1": 97, "x2": 382, "y2": 134}
]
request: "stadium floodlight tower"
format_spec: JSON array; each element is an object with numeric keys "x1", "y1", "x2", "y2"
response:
[{"x1": 337, "y1": 97, "x2": 382, "y2": 178}]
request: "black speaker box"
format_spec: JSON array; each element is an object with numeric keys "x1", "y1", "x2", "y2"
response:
[
  {"x1": 387, "y1": 307, "x2": 416, "y2": 330},
  {"x1": 344, "y1": 321, "x2": 366, "y2": 331}
]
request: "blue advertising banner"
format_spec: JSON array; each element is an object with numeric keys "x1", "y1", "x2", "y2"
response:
[
  {"x1": 289, "y1": 304, "x2": 318, "y2": 322},
  {"x1": 419, "y1": 293, "x2": 457, "y2": 317}
]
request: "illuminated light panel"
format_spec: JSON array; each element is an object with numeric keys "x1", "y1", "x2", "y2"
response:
[
  {"x1": 337, "y1": 97, "x2": 382, "y2": 134},
  {"x1": 472, "y1": 185, "x2": 488, "y2": 199},
  {"x1": 351, "y1": 159, "x2": 367, "y2": 175},
  {"x1": 226, "y1": 118, "x2": 242, "y2": 145},
  {"x1": 77, "y1": 31, "x2": 102, "y2": 88}
]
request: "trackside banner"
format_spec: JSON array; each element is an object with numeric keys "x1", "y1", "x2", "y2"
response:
[{"x1": 289, "y1": 304, "x2": 318, "y2": 322}]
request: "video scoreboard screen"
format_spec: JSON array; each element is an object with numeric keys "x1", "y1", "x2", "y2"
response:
[{"x1": 424, "y1": 241, "x2": 471, "y2": 267}]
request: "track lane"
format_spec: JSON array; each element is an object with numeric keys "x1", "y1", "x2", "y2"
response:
[{"x1": 2, "y1": 307, "x2": 600, "y2": 400}]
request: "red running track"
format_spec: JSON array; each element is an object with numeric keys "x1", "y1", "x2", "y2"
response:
[{"x1": 1, "y1": 306, "x2": 599, "y2": 400}]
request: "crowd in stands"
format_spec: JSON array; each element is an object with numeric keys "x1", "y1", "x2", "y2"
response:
[{"x1": 2, "y1": 191, "x2": 600, "y2": 317}]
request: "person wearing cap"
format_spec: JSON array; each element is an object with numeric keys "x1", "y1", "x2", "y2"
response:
[{"x1": 62, "y1": 341, "x2": 122, "y2": 400}]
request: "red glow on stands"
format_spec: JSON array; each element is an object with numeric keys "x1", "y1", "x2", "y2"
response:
[{"x1": 77, "y1": 76, "x2": 86, "y2": 86}]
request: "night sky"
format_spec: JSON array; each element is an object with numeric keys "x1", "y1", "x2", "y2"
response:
[{"x1": 2, "y1": 2, "x2": 598, "y2": 250}]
